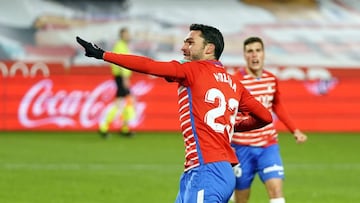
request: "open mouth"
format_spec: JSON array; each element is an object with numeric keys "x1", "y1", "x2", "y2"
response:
[{"x1": 252, "y1": 59, "x2": 259, "y2": 66}]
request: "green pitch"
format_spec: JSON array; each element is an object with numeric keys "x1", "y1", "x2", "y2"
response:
[{"x1": 0, "y1": 131, "x2": 359, "y2": 203}]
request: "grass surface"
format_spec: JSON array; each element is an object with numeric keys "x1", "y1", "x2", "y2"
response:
[{"x1": 0, "y1": 131, "x2": 359, "y2": 203}]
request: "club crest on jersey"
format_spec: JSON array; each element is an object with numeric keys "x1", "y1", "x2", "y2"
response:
[{"x1": 213, "y1": 72, "x2": 237, "y2": 92}]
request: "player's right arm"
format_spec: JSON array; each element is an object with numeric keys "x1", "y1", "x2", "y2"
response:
[
  {"x1": 76, "y1": 36, "x2": 187, "y2": 79},
  {"x1": 104, "y1": 52, "x2": 187, "y2": 79}
]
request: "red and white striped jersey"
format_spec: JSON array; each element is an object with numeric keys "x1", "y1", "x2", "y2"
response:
[
  {"x1": 174, "y1": 61, "x2": 266, "y2": 171},
  {"x1": 232, "y1": 68, "x2": 297, "y2": 147}
]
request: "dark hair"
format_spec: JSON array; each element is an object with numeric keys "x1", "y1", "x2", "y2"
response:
[
  {"x1": 189, "y1": 23, "x2": 224, "y2": 60},
  {"x1": 243, "y1": 37, "x2": 264, "y2": 51},
  {"x1": 120, "y1": 27, "x2": 128, "y2": 34},
  {"x1": 119, "y1": 27, "x2": 128, "y2": 38}
]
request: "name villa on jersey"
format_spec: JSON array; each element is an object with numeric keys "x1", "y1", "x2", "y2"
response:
[{"x1": 213, "y1": 72, "x2": 237, "y2": 92}]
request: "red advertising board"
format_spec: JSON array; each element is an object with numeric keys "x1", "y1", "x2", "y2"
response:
[
  {"x1": 0, "y1": 61, "x2": 180, "y2": 131},
  {"x1": 1, "y1": 61, "x2": 359, "y2": 132}
]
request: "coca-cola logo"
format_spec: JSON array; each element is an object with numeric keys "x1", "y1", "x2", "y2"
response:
[{"x1": 18, "y1": 79, "x2": 153, "y2": 128}]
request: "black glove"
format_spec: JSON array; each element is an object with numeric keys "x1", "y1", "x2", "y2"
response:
[{"x1": 76, "y1": 36, "x2": 105, "y2": 59}]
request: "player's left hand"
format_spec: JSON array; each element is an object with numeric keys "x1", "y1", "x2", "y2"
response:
[
  {"x1": 293, "y1": 129, "x2": 307, "y2": 144},
  {"x1": 76, "y1": 36, "x2": 105, "y2": 59}
]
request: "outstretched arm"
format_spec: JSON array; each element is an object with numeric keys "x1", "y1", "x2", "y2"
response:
[
  {"x1": 76, "y1": 36, "x2": 186, "y2": 79},
  {"x1": 104, "y1": 53, "x2": 184, "y2": 78}
]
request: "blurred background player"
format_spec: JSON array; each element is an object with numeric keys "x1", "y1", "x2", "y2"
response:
[
  {"x1": 230, "y1": 37, "x2": 308, "y2": 203},
  {"x1": 98, "y1": 27, "x2": 136, "y2": 138}
]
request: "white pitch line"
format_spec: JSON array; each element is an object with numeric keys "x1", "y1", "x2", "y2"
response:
[{"x1": 0, "y1": 163, "x2": 181, "y2": 171}]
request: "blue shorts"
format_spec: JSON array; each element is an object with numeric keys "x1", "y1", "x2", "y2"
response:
[
  {"x1": 175, "y1": 161, "x2": 235, "y2": 203},
  {"x1": 232, "y1": 144, "x2": 284, "y2": 190}
]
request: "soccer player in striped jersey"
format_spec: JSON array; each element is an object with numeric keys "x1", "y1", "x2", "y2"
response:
[
  {"x1": 77, "y1": 24, "x2": 272, "y2": 203},
  {"x1": 230, "y1": 37, "x2": 308, "y2": 203}
]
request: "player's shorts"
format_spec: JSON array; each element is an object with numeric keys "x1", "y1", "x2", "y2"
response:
[
  {"x1": 114, "y1": 76, "x2": 130, "y2": 97},
  {"x1": 232, "y1": 144, "x2": 284, "y2": 190},
  {"x1": 175, "y1": 161, "x2": 235, "y2": 203}
]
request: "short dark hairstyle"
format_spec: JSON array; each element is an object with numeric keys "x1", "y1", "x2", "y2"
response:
[
  {"x1": 120, "y1": 27, "x2": 128, "y2": 34},
  {"x1": 243, "y1": 37, "x2": 264, "y2": 51},
  {"x1": 119, "y1": 27, "x2": 128, "y2": 38},
  {"x1": 189, "y1": 23, "x2": 224, "y2": 60}
]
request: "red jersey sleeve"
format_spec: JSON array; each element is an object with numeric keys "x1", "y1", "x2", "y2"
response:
[
  {"x1": 103, "y1": 52, "x2": 186, "y2": 78},
  {"x1": 104, "y1": 52, "x2": 210, "y2": 87},
  {"x1": 272, "y1": 79, "x2": 297, "y2": 133}
]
